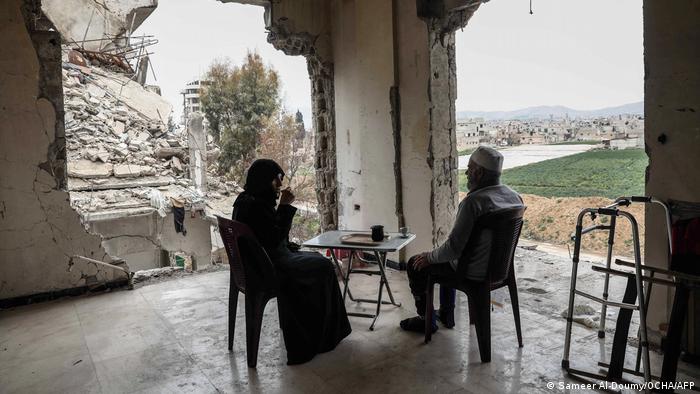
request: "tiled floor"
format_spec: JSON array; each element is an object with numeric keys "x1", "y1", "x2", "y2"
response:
[{"x1": 1, "y1": 248, "x2": 699, "y2": 393}]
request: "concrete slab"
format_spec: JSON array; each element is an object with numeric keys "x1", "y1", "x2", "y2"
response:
[
  {"x1": 67, "y1": 159, "x2": 113, "y2": 178},
  {"x1": 113, "y1": 164, "x2": 155, "y2": 178}
]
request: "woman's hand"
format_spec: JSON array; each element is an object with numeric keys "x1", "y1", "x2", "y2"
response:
[{"x1": 279, "y1": 187, "x2": 296, "y2": 206}]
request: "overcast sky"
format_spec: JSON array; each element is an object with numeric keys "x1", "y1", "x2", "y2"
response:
[
  {"x1": 134, "y1": 0, "x2": 312, "y2": 123},
  {"x1": 136, "y1": 0, "x2": 643, "y2": 120},
  {"x1": 456, "y1": 0, "x2": 643, "y2": 111}
]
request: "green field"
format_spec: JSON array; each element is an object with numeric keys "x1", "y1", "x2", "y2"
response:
[
  {"x1": 458, "y1": 147, "x2": 476, "y2": 156},
  {"x1": 459, "y1": 148, "x2": 647, "y2": 198}
]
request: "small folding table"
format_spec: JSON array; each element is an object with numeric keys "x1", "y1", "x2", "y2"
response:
[{"x1": 302, "y1": 230, "x2": 415, "y2": 330}]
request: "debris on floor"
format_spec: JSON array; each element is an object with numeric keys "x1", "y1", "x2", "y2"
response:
[{"x1": 561, "y1": 304, "x2": 600, "y2": 329}]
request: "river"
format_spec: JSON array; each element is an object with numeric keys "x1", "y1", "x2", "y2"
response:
[{"x1": 458, "y1": 144, "x2": 598, "y2": 170}]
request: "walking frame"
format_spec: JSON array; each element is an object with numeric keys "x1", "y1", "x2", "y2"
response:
[{"x1": 561, "y1": 196, "x2": 686, "y2": 389}]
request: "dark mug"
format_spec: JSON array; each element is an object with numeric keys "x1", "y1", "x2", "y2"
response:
[{"x1": 371, "y1": 225, "x2": 384, "y2": 242}]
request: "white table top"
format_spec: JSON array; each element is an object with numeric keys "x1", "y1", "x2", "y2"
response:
[{"x1": 302, "y1": 230, "x2": 416, "y2": 252}]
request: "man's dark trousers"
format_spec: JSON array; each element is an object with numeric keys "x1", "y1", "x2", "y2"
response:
[{"x1": 407, "y1": 255, "x2": 458, "y2": 315}]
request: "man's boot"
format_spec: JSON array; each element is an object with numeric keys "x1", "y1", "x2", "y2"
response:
[
  {"x1": 400, "y1": 293, "x2": 438, "y2": 333},
  {"x1": 438, "y1": 307, "x2": 455, "y2": 329},
  {"x1": 400, "y1": 313, "x2": 438, "y2": 333}
]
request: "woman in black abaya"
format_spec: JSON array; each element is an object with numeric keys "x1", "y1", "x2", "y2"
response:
[{"x1": 232, "y1": 159, "x2": 352, "y2": 365}]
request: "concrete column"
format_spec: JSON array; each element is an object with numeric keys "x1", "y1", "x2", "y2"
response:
[
  {"x1": 187, "y1": 113, "x2": 207, "y2": 193},
  {"x1": 333, "y1": 0, "x2": 396, "y2": 237},
  {"x1": 308, "y1": 58, "x2": 338, "y2": 230},
  {"x1": 644, "y1": 0, "x2": 700, "y2": 344},
  {"x1": 266, "y1": 3, "x2": 338, "y2": 230},
  {"x1": 331, "y1": 0, "x2": 479, "y2": 259},
  {"x1": 264, "y1": 0, "x2": 479, "y2": 260},
  {"x1": 135, "y1": 54, "x2": 149, "y2": 86}
]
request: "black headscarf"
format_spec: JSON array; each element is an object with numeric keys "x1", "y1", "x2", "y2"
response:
[{"x1": 242, "y1": 159, "x2": 285, "y2": 206}]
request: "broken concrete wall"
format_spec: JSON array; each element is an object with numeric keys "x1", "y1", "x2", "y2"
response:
[
  {"x1": 423, "y1": 3, "x2": 480, "y2": 248},
  {"x1": 643, "y1": 0, "x2": 700, "y2": 342},
  {"x1": 158, "y1": 212, "x2": 212, "y2": 270},
  {"x1": 307, "y1": 57, "x2": 338, "y2": 231},
  {"x1": 89, "y1": 213, "x2": 160, "y2": 272},
  {"x1": 90, "y1": 211, "x2": 212, "y2": 272},
  {"x1": 41, "y1": 0, "x2": 157, "y2": 50},
  {"x1": 266, "y1": 0, "x2": 338, "y2": 230},
  {"x1": 0, "y1": 0, "x2": 118, "y2": 300}
]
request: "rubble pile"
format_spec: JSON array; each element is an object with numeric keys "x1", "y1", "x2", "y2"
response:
[
  {"x1": 63, "y1": 63, "x2": 186, "y2": 180},
  {"x1": 61, "y1": 49, "x2": 236, "y2": 218}
]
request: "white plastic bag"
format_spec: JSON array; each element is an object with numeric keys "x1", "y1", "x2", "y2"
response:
[{"x1": 149, "y1": 189, "x2": 168, "y2": 218}]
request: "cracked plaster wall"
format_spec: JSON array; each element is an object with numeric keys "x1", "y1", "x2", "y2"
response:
[
  {"x1": 0, "y1": 0, "x2": 118, "y2": 300},
  {"x1": 332, "y1": 0, "x2": 397, "y2": 238},
  {"x1": 89, "y1": 212, "x2": 212, "y2": 272},
  {"x1": 266, "y1": 0, "x2": 338, "y2": 230},
  {"x1": 643, "y1": 0, "x2": 700, "y2": 342}
]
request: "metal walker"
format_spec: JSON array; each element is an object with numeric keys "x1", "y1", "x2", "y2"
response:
[{"x1": 561, "y1": 196, "x2": 673, "y2": 387}]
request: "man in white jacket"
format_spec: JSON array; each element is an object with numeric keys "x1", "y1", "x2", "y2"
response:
[{"x1": 400, "y1": 146, "x2": 524, "y2": 333}]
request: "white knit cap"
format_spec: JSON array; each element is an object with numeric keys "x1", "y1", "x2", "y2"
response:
[{"x1": 469, "y1": 146, "x2": 503, "y2": 173}]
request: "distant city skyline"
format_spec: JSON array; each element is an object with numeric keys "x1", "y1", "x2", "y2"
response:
[
  {"x1": 457, "y1": 100, "x2": 643, "y2": 121},
  {"x1": 135, "y1": 0, "x2": 643, "y2": 122}
]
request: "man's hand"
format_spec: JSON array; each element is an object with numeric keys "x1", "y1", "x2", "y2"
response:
[
  {"x1": 412, "y1": 252, "x2": 431, "y2": 271},
  {"x1": 279, "y1": 187, "x2": 295, "y2": 206}
]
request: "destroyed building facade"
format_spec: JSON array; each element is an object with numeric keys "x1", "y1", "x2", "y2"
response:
[
  {"x1": 1, "y1": 0, "x2": 700, "y2": 353},
  {"x1": 62, "y1": 48, "x2": 237, "y2": 272}
]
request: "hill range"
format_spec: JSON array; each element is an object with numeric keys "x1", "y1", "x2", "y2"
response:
[{"x1": 457, "y1": 101, "x2": 643, "y2": 120}]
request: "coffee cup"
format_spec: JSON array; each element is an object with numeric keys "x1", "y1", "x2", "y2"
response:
[
  {"x1": 399, "y1": 226, "x2": 409, "y2": 238},
  {"x1": 371, "y1": 225, "x2": 384, "y2": 242}
]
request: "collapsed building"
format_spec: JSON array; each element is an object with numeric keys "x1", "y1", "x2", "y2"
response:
[
  {"x1": 0, "y1": 0, "x2": 241, "y2": 286},
  {"x1": 62, "y1": 51, "x2": 234, "y2": 272}
]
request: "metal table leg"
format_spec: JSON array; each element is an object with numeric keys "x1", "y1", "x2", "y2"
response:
[
  {"x1": 330, "y1": 249, "x2": 355, "y2": 302},
  {"x1": 343, "y1": 251, "x2": 357, "y2": 302},
  {"x1": 330, "y1": 248, "x2": 404, "y2": 329},
  {"x1": 370, "y1": 261, "x2": 385, "y2": 331},
  {"x1": 374, "y1": 251, "x2": 401, "y2": 307}
]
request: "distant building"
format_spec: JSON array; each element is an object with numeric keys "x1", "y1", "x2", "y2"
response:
[
  {"x1": 180, "y1": 79, "x2": 209, "y2": 126},
  {"x1": 456, "y1": 120, "x2": 482, "y2": 150}
]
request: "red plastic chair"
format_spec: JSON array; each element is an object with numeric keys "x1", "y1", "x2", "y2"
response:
[
  {"x1": 424, "y1": 207, "x2": 526, "y2": 363},
  {"x1": 217, "y1": 216, "x2": 278, "y2": 368}
]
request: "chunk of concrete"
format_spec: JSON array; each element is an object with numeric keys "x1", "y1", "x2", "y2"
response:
[
  {"x1": 86, "y1": 148, "x2": 111, "y2": 163},
  {"x1": 42, "y1": 0, "x2": 157, "y2": 52},
  {"x1": 67, "y1": 160, "x2": 113, "y2": 179},
  {"x1": 155, "y1": 147, "x2": 186, "y2": 160},
  {"x1": 87, "y1": 84, "x2": 106, "y2": 99},
  {"x1": 113, "y1": 164, "x2": 155, "y2": 178},
  {"x1": 112, "y1": 121, "x2": 125, "y2": 136},
  {"x1": 171, "y1": 156, "x2": 183, "y2": 173},
  {"x1": 135, "y1": 131, "x2": 150, "y2": 142}
]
